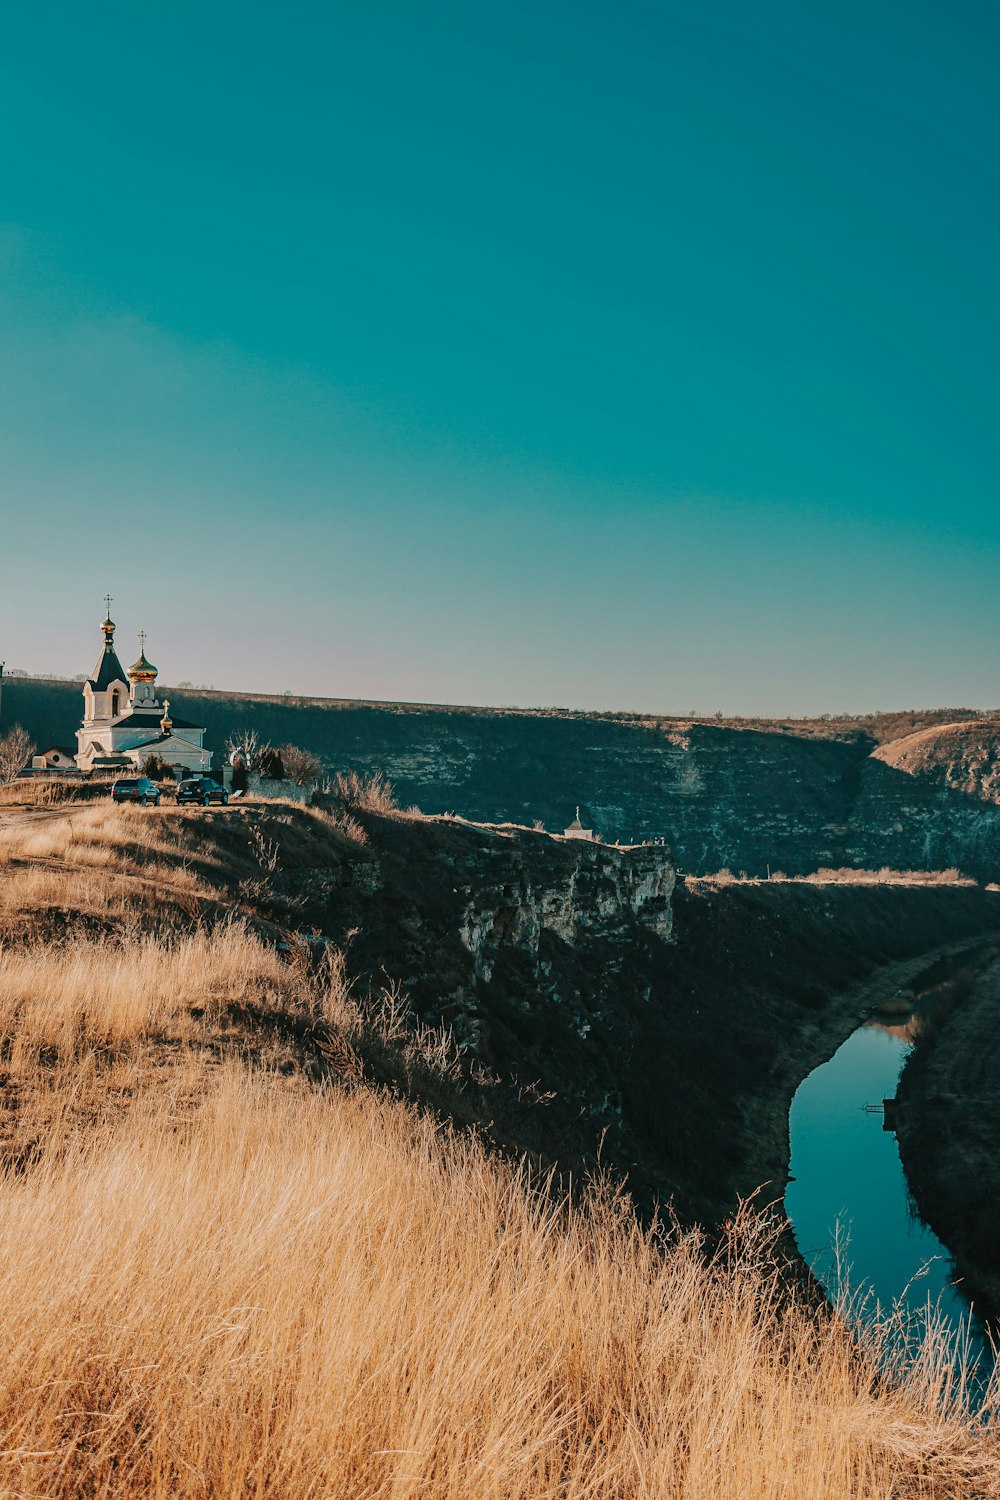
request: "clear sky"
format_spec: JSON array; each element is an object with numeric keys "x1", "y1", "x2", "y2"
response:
[{"x1": 1, "y1": 1, "x2": 997, "y2": 714}]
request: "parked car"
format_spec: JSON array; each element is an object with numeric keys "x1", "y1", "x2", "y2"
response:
[
  {"x1": 111, "y1": 776, "x2": 161, "y2": 806},
  {"x1": 176, "y1": 776, "x2": 229, "y2": 807}
]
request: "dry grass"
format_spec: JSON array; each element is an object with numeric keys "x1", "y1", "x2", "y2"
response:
[
  {"x1": 0, "y1": 1064, "x2": 993, "y2": 1498},
  {"x1": 803, "y1": 866, "x2": 974, "y2": 886},
  {"x1": 253, "y1": 793, "x2": 371, "y2": 846},
  {"x1": 0, "y1": 807, "x2": 997, "y2": 1495},
  {"x1": 328, "y1": 768, "x2": 400, "y2": 815},
  {"x1": 0, "y1": 926, "x2": 301, "y2": 1168},
  {"x1": 0, "y1": 925, "x2": 289, "y2": 1059},
  {"x1": 0, "y1": 778, "x2": 96, "y2": 808},
  {"x1": 696, "y1": 867, "x2": 977, "y2": 888},
  {"x1": 0, "y1": 922, "x2": 475, "y2": 1172},
  {"x1": 0, "y1": 805, "x2": 224, "y2": 928},
  {"x1": 0, "y1": 801, "x2": 210, "y2": 870}
]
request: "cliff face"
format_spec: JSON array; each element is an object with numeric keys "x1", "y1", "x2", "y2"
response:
[
  {"x1": 872, "y1": 720, "x2": 1000, "y2": 802},
  {"x1": 9, "y1": 679, "x2": 1000, "y2": 880},
  {"x1": 895, "y1": 949, "x2": 1000, "y2": 1313},
  {"x1": 4, "y1": 781, "x2": 999, "y2": 1236},
  {"x1": 847, "y1": 756, "x2": 1000, "y2": 878},
  {"x1": 292, "y1": 812, "x2": 674, "y2": 1062},
  {"x1": 252, "y1": 806, "x2": 1000, "y2": 1227},
  {"x1": 454, "y1": 836, "x2": 674, "y2": 983}
]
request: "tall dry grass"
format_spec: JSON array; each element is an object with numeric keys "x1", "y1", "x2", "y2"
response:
[
  {"x1": 0, "y1": 925, "x2": 290, "y2": 1061},
  {"x1": 0, "y1": 800, "x2": 210, "y2": 868},
  {"x1": 0, "y1": 1064, "x2": 994, "y2": 1499},
  {"x1": 328, "y1": 768, "x2": 399, "y2": 814},
  {"x1": 0, "y1": 804, "x2": 220, "y2": 922},
  {"x1": 0, "y1": 807, "x2": 997, "y2": 1495},
  {"x1": 0, "y1": 777, "x2": 95, "y2": 808},
  {"x1": 697, "y1": 867, "x2": 977, "y2": 888},
  {"x1": 0, "y1": 923, "x2": 472, "y2": 1141}
]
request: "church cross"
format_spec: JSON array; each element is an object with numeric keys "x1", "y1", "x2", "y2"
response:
[
  {"x1": 138, "y1": 630, "x2": 146, "y2": 653},
  {"x1": 103, "y1": 593, "x2": 113, "y2": 616}
]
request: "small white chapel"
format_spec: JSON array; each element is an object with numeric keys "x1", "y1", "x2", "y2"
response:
[{"x1": 75, "y1": 600, "x2": 212, "y2": 776}]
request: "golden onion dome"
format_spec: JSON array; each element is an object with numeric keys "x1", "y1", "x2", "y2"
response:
[{"x1": 129, "y1": 633, "x2": 157, "y2": 682}]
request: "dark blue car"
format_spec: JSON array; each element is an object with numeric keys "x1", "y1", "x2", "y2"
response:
[
  {"x1": 176, "y1": 776, "x2": 229, "y2": 806},
  {"x1": 112, "y1": 776, "x2": 161, "y2": 806}
]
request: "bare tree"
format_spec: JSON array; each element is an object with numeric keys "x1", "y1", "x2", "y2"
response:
[
  {"x1": 225, "y1": 727, "x2": 260, "y2": 768},
  {"x1": 0, "y1": 725, "x2": 36, "y2": 784},
  {"x1": 280, "y1": 743, "x2": 322, "y2": 786}
]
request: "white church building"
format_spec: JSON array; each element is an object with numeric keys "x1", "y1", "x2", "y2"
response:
[{"x1": 75, "y1": 604, "x2": 212, "y2": 776}]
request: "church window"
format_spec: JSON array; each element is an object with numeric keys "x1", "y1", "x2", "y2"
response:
[{"x1": 111, "y1": 690, "x2": 121, "y2": 718}]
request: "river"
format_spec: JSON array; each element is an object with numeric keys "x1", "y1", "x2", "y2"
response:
[{"x1": 785, "y1": 1015, "x2": 993, "y2": 1391}]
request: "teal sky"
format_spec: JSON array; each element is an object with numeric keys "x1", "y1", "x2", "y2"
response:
[{"x1": 1, "y1": 1, "x2": 997, "y2": 713}]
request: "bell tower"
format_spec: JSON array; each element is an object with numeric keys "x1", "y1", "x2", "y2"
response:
[
  {"x1": 128, "y1": 631, "x2": 160, "y2": 708},
  {"x1": 81, "y1": 597, "x2": 130, "y2": 728}
]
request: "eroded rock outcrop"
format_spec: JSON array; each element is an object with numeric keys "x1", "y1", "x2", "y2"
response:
[
  {"x1": 456, "y1": 835, "x2": 673, "y2": 980},
  {"x1": 270, "y1": 804, "x2": 1000, "y2": 1228}
]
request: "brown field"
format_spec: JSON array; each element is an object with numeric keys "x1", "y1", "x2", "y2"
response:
[{"x1": 0, "y1": 798, "x2": 997, "y2": 1496}]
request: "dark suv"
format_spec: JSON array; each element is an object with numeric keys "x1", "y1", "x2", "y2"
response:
[
  {"x1": 176, "y1": 776, "x2": 229, "y2": 807},
  {"x1": 112, "y1": 776, "x2": 161, "y2": 806}
]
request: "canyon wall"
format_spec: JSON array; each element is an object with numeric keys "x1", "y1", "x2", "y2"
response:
[
  {"x1": 231, "y1": 801, "x2": 1000, "y2": 1228},
  {"x1": 9, "y1": 678, "x2": 1000, "y2": 880}
]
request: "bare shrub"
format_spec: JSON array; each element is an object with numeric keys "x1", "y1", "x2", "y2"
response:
[
  {"x1": 329, "y1": 769, "x2": 399, "y2": 815},
  {"x1": 247, "y1": 821, "x2": 281, "y2": 875},
  {"x1": 327, "y1": 809, "x2": 368, "y2": 845},
  {"x1": 806, "y1": 867, "x2": 975, "y2": 887},
  {"x1": 256, "y1": 745, "x2": 286, "y2": 779},
  {"x1": 280, "y1": 743, "x2": 322, "y2": 786},
  {"x1": 0, "y1": 725, "x2": 35, "y2": 784}
]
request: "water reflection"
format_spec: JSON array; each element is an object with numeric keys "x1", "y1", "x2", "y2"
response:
[{"x1": 785, "y1": 1015, "x2": 993, "y2": 1391}]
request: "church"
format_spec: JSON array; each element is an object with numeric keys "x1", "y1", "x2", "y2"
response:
[{"x1": 75, "y1": 601, "x2": 212, "y2": 777}]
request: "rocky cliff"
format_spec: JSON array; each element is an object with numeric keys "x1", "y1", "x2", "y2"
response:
[
  {"x1": 291, "y1": 811, "x2": 674, "y2": 1060},
  {"x1": 228, "y1": 803, "x2": 1000, "y2": 1228},
  {"x1": 895, "y1": 948, "x2": 1000, "y2": 1313},
  {"x1": 9, "y1": 678, "x2": 1000, "y2": 880},
  {"x1": 4, "y1": 781, "x2": 999, "y2": 1237}
]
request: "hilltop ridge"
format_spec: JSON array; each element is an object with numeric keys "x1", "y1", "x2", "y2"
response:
[
  {"x1": 4, "y1": 671, "x2": 983, "y2": 742},
  {"x1": 7, "y1": 676, "x2": 1000, "y2": 881},
  {"x1": 873, "y1": 718, "x2": 1000, "y2": 803}
]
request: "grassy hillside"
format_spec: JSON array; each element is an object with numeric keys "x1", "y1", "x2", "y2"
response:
[
  {"x1": 874, "y1": 719, "x2": 1000, "y2": 803},
  {"x1": 0, "y1": 793, "x2": 997, "y2": 1494}
]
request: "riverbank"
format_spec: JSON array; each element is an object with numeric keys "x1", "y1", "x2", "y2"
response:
[
  {"x1": 896, "y1": 952, "x2": 1000, "y2": 1315},
  {"x1": 298, "y1": 841, "x2": 1000, "y2": 1229},
  {"x1": 583, "y1": 880, "x2": 1000, "y2": 1229}
]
